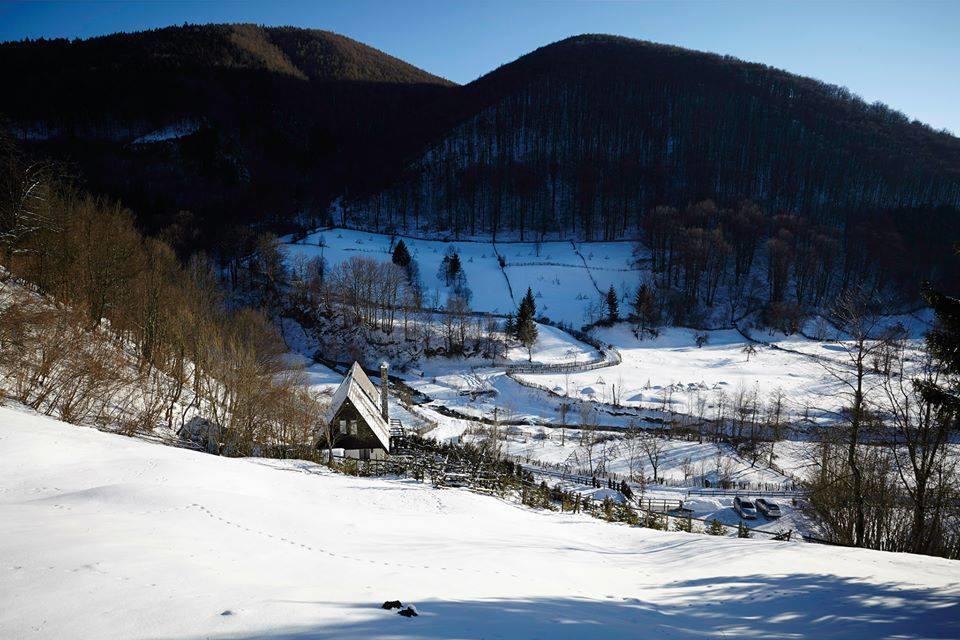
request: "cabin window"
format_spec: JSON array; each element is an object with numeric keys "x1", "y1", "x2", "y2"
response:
[
  {"x1": 360, "y1": 448, "x2": 370, "y2": 461},
  {"x1": 349, "y1": 420, "x2": 358, "y2": 436},
  {"x1": 339, "y1": 420, "x2": 346, "y2": 434}
]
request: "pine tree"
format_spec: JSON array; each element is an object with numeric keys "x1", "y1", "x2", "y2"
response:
[
  {"x1": 517, "y1": 310, "x2": 538, "y2": 361},
  {"x1": 518, "y1": 287, "x2": 537, "y2": 322},
  {"x1": 439, "y1": 247, "x2": 463, "y2": 286},
  {"x1": 606, "y1": 285, "x2": 619, "y2": 323},
  {"x1": 706, "y1": 518, "x2": 727, "y2": 536},
  {"x1": 632, "y1": 283, "x2": 659, "y2": 336},
  {"x1": 602, "y1": 496, "x2": 615, "y2": 521},
  {"x1": 391, "y1": 239, "x2": 411, "y2": 268},
  {"x1": 504, "y1": 313, "x2": 515, "y2": 337},
  {"x1": 449, "y1": 252, "x2": 462, "y2": 279},
  {"x1": 737, "y1": 520, "x2": 752, "y2": 538},
  {"x1": 515, "y1": 287, "x2": 538, "y2": 359},
  {"x1": 918, "y1": 287, "x2": 960, "y2": 416}
]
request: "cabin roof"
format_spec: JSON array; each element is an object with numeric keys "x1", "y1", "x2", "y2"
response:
[{"x1": 324, "y1": 363, "x2": 390, "y2": 451}]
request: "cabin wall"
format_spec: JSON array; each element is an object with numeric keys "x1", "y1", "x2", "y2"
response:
[{"x1": 322, "y1": 398, "x2": 386, "y2": 452}]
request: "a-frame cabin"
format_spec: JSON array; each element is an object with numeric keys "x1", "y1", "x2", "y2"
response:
[{"x1": 322, "y1": 362, "x2": 391, "y2": 461}]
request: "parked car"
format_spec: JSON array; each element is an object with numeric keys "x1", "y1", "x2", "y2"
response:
[
  {"x1": 733, "y1": 496, "x2": 758, "y2": 519},
  {"x1": 755, "y1": 498, "x2": 782, "y2": 518}
]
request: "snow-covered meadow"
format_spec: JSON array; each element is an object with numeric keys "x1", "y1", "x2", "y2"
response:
[
  {"x1": 283, "y1": 228, "x2": 643, "y2": 326},
  {"x1": 517, "y1": 324, "x2": 846, "y2": 420},
  {"x1": 3, "y1": 406, "x2": 958, "y2": 640},
  {"x1": 284, "y1": 228, "x2": 928, "y2": 425}
]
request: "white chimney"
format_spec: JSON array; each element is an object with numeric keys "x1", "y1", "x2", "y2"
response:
[{"x1": 379, "y1": 362, "x2": 389, "y2": 421}]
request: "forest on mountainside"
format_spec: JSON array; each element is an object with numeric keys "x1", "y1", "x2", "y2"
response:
[
  {"x1": 0, "y1": 134, "x2": 325, "y2": 457},
  {"x1": 0, "y1": 24, "x2": 453, "y2": 250},
  {"x1": 350, "y1": 35, "x2": 960, "y2": 243},
  {"x1": 2, "y1": 28, "x2": 959, "y2": 300},
  {"x1": 339, "y1": 36, "x2": 960, "y2": 299}
]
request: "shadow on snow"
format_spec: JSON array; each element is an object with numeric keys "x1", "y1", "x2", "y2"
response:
[{"x1": 195, "y1": 572, "x2": 959, "y2": 639}]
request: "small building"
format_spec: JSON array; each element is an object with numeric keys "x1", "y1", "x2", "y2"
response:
[{"x1": 322, "y1": 362, "x2": 391, "y2": 461}]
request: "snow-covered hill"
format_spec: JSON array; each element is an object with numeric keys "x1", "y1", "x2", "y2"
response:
[
  {"x1": 284, "y1": 228, "x2": 643, "y2": 326},
  {"x1": 2, "y1": 406, "x2": 957, "y2": 639}
]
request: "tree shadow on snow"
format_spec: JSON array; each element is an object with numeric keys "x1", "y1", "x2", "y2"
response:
[{"x1": 197, "y1": 572, "x2": 959, "y2": 640}]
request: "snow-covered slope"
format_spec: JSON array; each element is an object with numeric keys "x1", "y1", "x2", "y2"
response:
[
  {"x1": 284, "y1": 228, "x2": 642, "y2": 326},
  {"x1": 2, "y1": 406, "x2": 957, "y2": 639}
]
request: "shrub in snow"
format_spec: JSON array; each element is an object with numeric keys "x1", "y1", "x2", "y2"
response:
[
  {"x1": 617, "y1": 503, "x2": 639, "y2": 525},
  {"x1": 645, "y1": 512, "x2": 666, "y2": 530},
  {"x1": 706, "y1": 519, "x2": 727, "y2": 536},
  {"x1": 381, "y1": 600, "x2": 402, "y2": 610},
  {"x1": 602, "y1": 496, "x2": 615, "y2": 521}
]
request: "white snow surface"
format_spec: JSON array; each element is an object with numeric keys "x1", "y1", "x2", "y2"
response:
[
  {"x1": 2, "y1": 406, "x2": 958, "y2": 639},
  {"x1": 515, "y1": 324, "x2": 924, "y2": 421},
  {"x1": 283, "y1": 228, "x2": 643, "y2": 326}
]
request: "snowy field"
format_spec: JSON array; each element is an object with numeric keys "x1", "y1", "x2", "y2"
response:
[
  {"x1": 283, "y1": 228, "x2": 643, "y2": 326},
  {"x1": 515, "y1": 324, "x2": 926, "y2": 421},
  {"x1": 284, "y1": 230, "x2": 929, "y2": 424},
  {"x1": 506, "y1": 434, "x2": 795, "y2": 487},
  {"x1": 3, "y1": 406, "x2": 959, "y2": 640}
]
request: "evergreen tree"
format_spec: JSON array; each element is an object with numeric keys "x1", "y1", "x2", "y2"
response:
[
  {"x1": 517, "y1": 308, "x2": 539, "y2": 361},
  {"x1": 632, "y1": 283, "x2": 659, "y2": 336},
  {"x1": 706, "y1": 518, "x2": 727, "y2": 536},
  {"x1": 606, "y1": 285, "x2": 619, "y2": 323},
  {"x1": 602, "y1": 496, "x2": 615, "y2": 521},
  {"x1": 504, "y1": 313, "x2": 515, "y2": 337},
  {"x1": 518, "y1": 287, "x2": 537, "y2": 322},
  {"x1": 391, "y1": 239, "x2": 411, "y2": 268},
  {"x1": 448, "y1": 252, "x2": 462, "y2": 281},
  {"x1": 918, "y1": 287, "x2": 960, "y2": 417},
  {"x1": 439, "y1": 247, "x2": 463, "y2": 286},
  {"x1": 672, "y1": 515, "x2": 693, "y2": 533},
  {"x1": 515, "y1": 287, "x2": 538, "y2": 358}
]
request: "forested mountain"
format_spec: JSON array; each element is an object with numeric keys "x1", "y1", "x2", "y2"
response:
[
  {"x1": 353, "y1": 35, "x2": 960, "y2": 240},
  {"x1": 0, "y1": 24, "x2": 453, "y2": 252},
  {"x1": 2, "y1": 29, "x2": 959, "y2": 295},
  {"x1": 341, "y1": 35, "x2": 960, "y2": 298}
]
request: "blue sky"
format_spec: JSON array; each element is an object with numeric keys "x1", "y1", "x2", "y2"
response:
[{"x1": 2, "y1": 0, "x2": 958, "y2": 134}]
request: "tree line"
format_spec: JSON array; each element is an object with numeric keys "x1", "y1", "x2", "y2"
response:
[
  {"x1": 0, "y1": 137, "x2": 325, "y2": 458},
  {"x1": 346, "y1": 36, "x2": 960, "y2": 247}
]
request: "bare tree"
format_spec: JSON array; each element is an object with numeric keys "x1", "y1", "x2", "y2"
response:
[
  {"x1": 879, "y1": 338, "x2": 957, "y2": 555},
  {"x1": 622, "y1": 423, "x2": 647, "y2": 482},
  {"x1": 814, "y1": 288, "x2": 891, "y2": 547},
  {"x1": 640, "y1": 435, "x2": 665, "y2": 484}
]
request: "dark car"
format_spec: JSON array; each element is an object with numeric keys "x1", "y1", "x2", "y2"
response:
[
  {"x1": 755, "y1": 498, "x2": 782, "y2": 518},
  {"x1": 733, "y1": 496, "x2": 758, "y2": 520}
]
